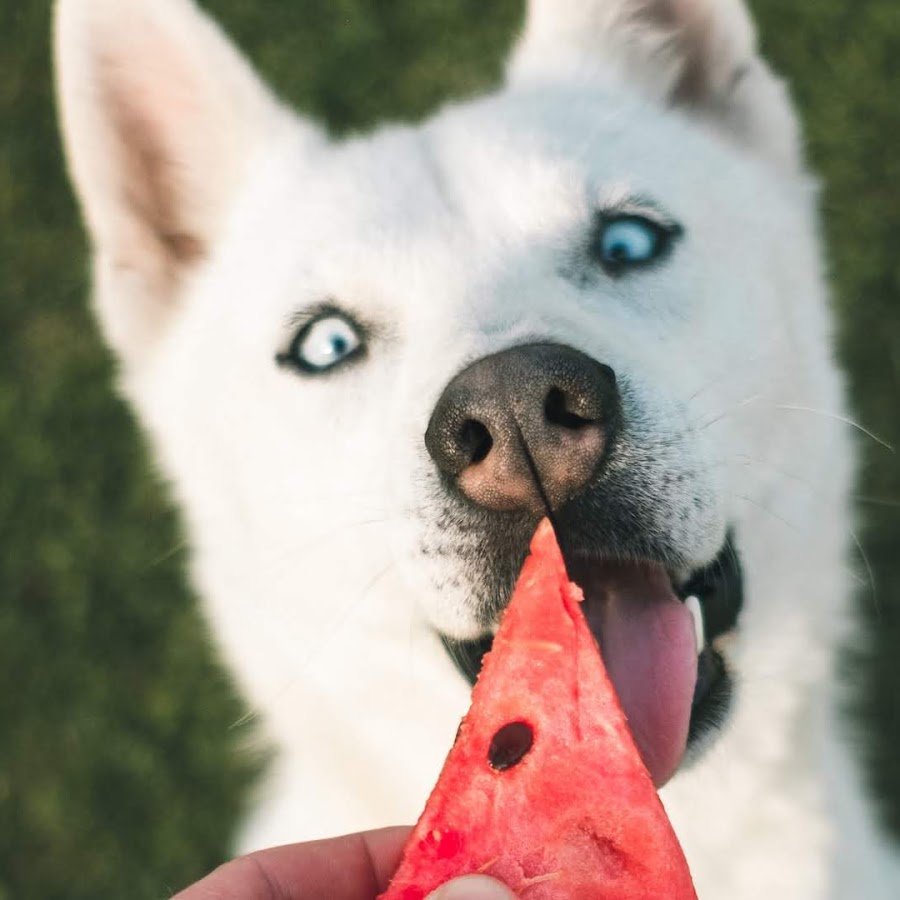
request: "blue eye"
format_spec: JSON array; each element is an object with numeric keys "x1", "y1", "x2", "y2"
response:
[
  {"x1": 595, "y1": 215, "x2": 677, "y2": 273},
  {"x1": 281, "y1": 312, "x2": 364, "y2": 374}
]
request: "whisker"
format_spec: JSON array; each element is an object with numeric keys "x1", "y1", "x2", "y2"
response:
[
  {"x1": 848, "y1": 527, "x2": 880, "y2": 620},
  {"x1": 228, "y1": 704, "x2": 261, "y2": 731},
  {"x1": 694, "y1": 392, "x2": 765, "y2": 433},
  {"x1": 774, "y1": 404, "x2": 895, "y2": 453},
  {"x1": 227, "y1": 560, "x2": 399, "y2": 731},
  {"x1": 726, "y1": 491, "x2": 800, "y2": 535},
  {"x1": 142, "y1": 539, "x2": 189, "y2": 570},
  {"x1": 725, "y1": 458, "x2": 870, "y2": 591},
  {"x1": 731, "y1": 453, "x2": 825, "y2": 494},
  {"x1": 685, "y1": 342, "x2": 781, "y2": 405},
  {"x1": 260, "y1": 514, "x2": 399, "y2": 582},
  {"x1": 733, "y1": 453, "x2": 900, "y2": 511},
  {"x1": 853, "y1": 494, "x2": 900, "y2": 509},
  {"x1": 291, "y1": 489, "x2": 389, "y2": 507}
]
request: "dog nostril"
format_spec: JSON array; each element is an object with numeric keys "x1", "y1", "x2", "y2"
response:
[
  {"x1": 544, "y1": 386, "x2": 594, "y2": 430},
  {"x1": 459, "y1": 419, "x2": 493, "y2": 464}
]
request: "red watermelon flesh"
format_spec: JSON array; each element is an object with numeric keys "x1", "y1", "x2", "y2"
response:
[{"x1": 379, "y1": 519, "x2": 697, "y2": 900}]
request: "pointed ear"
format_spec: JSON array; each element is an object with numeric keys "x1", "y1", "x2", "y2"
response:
[
  {"x1": 54, "y1": 0, "x2": 309, "y2": 364},
  {"x1": 508, "y1": 0, "x2": 802, "y2": 172}
]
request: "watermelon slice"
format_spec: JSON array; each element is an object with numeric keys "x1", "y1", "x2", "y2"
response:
[{"x1": 379, "y1": 520, "x2": 697, "y2": 899}]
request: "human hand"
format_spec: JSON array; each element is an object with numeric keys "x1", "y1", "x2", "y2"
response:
[{"x1": 171, "y1": 826, "x2": 517, "y2": 899}]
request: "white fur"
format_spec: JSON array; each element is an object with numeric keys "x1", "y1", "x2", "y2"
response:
[{"x1": 54, "y1": 0, "x2": 900, "y2": 895}]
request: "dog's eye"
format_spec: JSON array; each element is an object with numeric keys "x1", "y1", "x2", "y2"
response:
[
  {"x1": 594, "y1": 215, "x2": 677, "y2": 274},
  {"x1": 281, "y1": 313, "x2": 364, "y2": 374}
]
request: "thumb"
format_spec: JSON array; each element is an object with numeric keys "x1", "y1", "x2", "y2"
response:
[{"x1": 426, "y1": 875, "x2": 518, "y2": 899}]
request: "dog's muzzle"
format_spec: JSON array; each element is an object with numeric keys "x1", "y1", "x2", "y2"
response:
[{"x1": 425, "y1": 343, "x2": 742, "y2": 786}]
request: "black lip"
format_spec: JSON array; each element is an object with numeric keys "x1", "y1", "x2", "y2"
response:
[
  {"x1": 677, "y1": 536, "x2": 744, "y2": 642},
  {"x1": 688, "y1": 649, "x2": 733, "y2": 747},
  {"x1": 441, "y1": 632, "x2": 493, "y2": 686},
  {"x1": 440, "y1": 535, "x2": 744, "y2": 758},
  {"x1": 678, "y1": 536, "x2": 743, "y2": 742}
]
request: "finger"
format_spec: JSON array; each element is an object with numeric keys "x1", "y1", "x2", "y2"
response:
[
  {"x1": 171, "y1": 826, "x2": 411, "y2": 900},
  {"x1": 427, "y1": 875, "x2": 519, "y2": 899}
]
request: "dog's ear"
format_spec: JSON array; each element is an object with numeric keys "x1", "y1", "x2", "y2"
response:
[
  {"x1": 54, "y1": 0, "x2": 311, "y2": 365},
  {"x1": 508, "y1": 0, "x2": 802, "y2": 172}
]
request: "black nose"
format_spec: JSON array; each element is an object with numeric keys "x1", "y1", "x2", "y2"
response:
[{"x1": 425, "y1": 344, "x2": 619, "y2": 513}]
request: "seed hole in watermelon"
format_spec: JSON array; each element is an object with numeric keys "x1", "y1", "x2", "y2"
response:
[{"x1": 487, "y1": 720, "x2": 534, "y2": 771}]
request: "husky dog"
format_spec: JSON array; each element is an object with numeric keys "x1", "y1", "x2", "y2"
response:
[{"x1": 55, "y1": 0, "x2": 900, "y2": 895}]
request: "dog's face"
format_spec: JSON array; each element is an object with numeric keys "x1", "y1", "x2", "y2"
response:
[{"x1": 56, "y1": 0, "x2": 848, "y2": 790}]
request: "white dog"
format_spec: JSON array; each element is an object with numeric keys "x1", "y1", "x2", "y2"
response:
[{"x1": 55, "y1": 0, "x2": 900, "y2": 895}]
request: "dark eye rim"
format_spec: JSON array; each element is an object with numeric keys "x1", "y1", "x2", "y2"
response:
[
  {"x1": 590, "y1": 212, "x2": 684, "y2": 278},
  {"x1": 276, "y1": 306, "x2": 368, "y2": 376}
]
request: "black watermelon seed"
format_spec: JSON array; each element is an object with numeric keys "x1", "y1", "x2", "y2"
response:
[{"x1": 488, "y1": 721, "x2": 534, "y2": 771}]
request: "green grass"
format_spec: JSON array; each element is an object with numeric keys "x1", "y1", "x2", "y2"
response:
[{"x1": 1, "y1": 2, "x2": 899, "y2": 897}]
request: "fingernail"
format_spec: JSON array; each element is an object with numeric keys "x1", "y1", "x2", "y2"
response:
[{"x1": 426, "y1": 874, "x2": 517, "y2": 899}]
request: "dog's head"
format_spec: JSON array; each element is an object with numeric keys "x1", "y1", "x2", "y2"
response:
[{"x1": 56, "y1": 0, "x2": 849, "y2": 787}]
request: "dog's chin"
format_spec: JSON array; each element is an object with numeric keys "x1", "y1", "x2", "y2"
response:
[
  {"x1": 427, "y1": 599, "x2": 498, "y2": 643},
  {"x1": 440, "y1": 535, "x2": 743, "y2": 786}
]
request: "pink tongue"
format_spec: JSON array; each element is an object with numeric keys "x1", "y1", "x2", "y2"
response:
[{"x1": 573, "y1": 560, "x2": 698, "y2": 787}]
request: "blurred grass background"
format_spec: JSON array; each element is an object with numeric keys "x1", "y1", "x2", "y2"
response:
[{"x1": 1, "y1": 1, "x2": 898, "y2": 897}]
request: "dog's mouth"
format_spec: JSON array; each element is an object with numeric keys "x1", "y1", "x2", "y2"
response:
[
  {"x1": 568, "y1": 538, "x2": 742, "y2": 786},
  {"x1": 442, "y1": 537, "x2": 742, "y2": 788}
]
